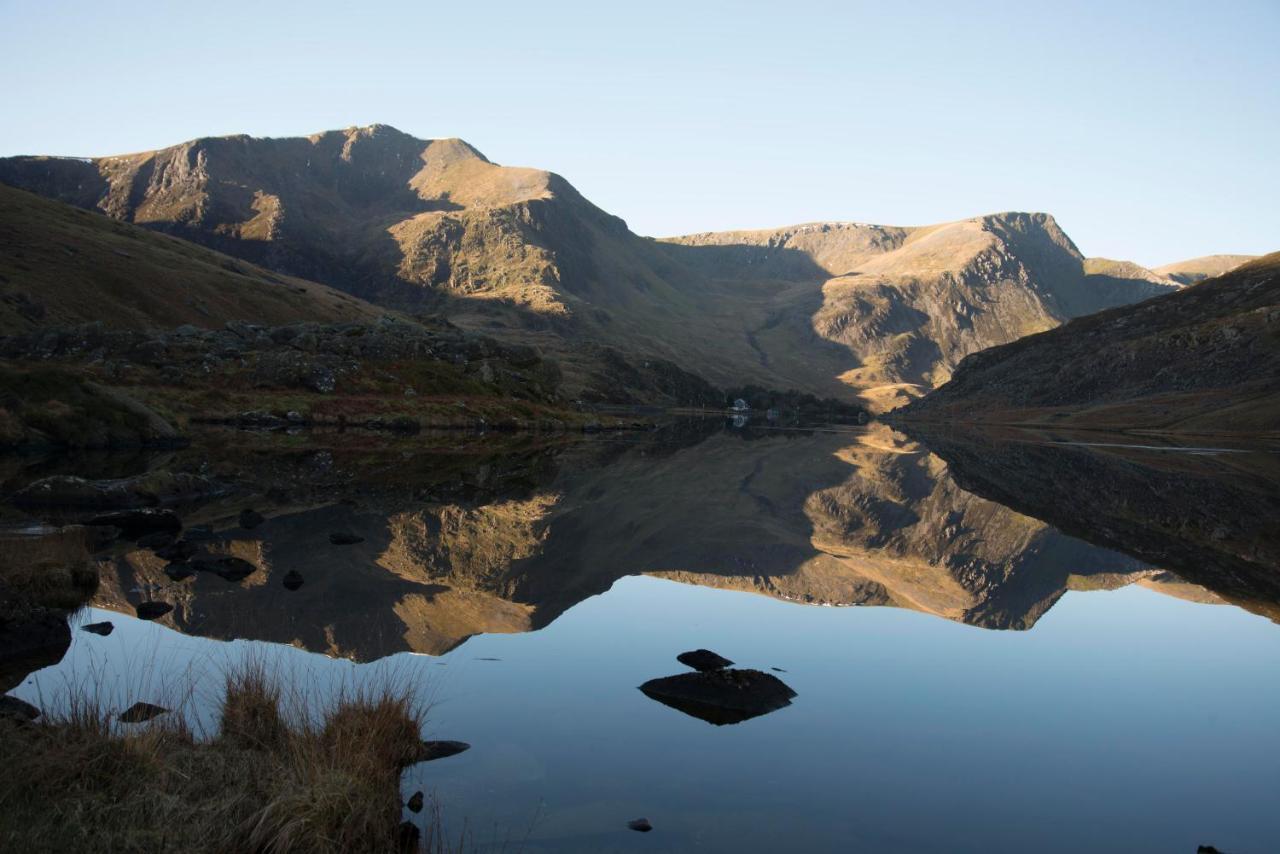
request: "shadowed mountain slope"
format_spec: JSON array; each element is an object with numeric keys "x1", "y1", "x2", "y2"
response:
[
  {"x1": 0, "y1": 184, "x2": 384, "y2": 334},
  {"x1": 898, "y1": 253, "x2": 1280, "y2": 433},
  {"x1": 1, "y1": 125, "x2": 1176, "y2": 408}
]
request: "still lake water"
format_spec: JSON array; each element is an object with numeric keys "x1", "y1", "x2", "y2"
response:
[{"x1": 7, "y1": 423, "x2": 1280, "y2": 852}]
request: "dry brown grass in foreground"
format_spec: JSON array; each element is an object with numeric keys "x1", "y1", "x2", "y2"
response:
[{"x1": 0, "y1": 662, "x2": 443, "y2": 853}]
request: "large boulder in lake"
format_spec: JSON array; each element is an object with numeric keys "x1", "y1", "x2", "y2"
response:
[{"x1": 639, "y1": 668, "x2": 796, "y2": 725}]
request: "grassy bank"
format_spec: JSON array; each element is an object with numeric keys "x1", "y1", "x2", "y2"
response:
[{"x1": 1, "y1": 663, "x2": 447, "y2": 852}]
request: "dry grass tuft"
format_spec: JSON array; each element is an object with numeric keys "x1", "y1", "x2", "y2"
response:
[{"x1": 219, "y1": 658, "x2": 287, "y2": 749}]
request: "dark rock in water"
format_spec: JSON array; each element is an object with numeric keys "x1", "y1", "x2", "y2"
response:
[
  {"x1": 1198, "y1": 847, "x2": 1223, "y2": 854},
  {"x1": 86, "y1": 509, "x2": 181, "y2": 540},
  {"x1": 82, "y1": 524, "x2": 120, "y2": 553},
  {"x1": 416, "y1": 740, "x2": 470, "y2": 762},
  {"x1": 639, "y1": 668, "x2": 797, "y2": 726},
  {"x1": 329, "y1": 532, "x2": 364, "y2": 545},
  {"x1": 184, "y1": 524, "x2": 215, "y2": 542},
  {"x1": 771, "y1": 667, "x2": 787, "y2": 673},
  {"x1": 0, "y1": 591, "x2": 71, "y2": 693},
  {"x1": 118, "y1": 701, "x2": 168, "y2": 723},
  {"x1": 406, "y1": 791, "x2": 424, "y2": 813},
  {"x1": 676, "y1": 649, "x2": 734, "y2": 672},
  {"x1": 627, "y1": 818, "x2": 653, "y2": 833},
  {"x1": 81, "y1": 621, "x2": 114, "y2": 636},
  {"x1": 397, "y1": 820, "x2": 420, "y2": 854},
  {"x1": 136, "y1": 530, "x2": 176, "y2": 550},
  {"x1": 282, "y1": 570, "x2": 304, "y2": 591},
  {"x1": 238, "y1": 508, "x2": 265, "y2": 530},
  {"x1": 134, "y1": 601, "x2": 173, "y2": 620},
  {"x1": 154, "y1": 539, "x2": 198, "y2": 562},
  {"x1": 191, "y1": 556, "x2": 256, "y2": 582},
  {"x1": 163, "y1": 562, "x2": 196, "y2": 582},
  {"x1": 0, "y1": 695, "x2": 40, "y2": 721}
]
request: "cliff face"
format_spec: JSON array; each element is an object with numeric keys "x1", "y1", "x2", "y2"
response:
[
  {"x1": 898, "y1": 253, "x2": 1280, "y2": 433},
  {"x1": 1, "y1": 126, "x2": 1174, "y2": 408}
]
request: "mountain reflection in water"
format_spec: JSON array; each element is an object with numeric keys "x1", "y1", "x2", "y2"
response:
[{"x1": 5, "y1": 422, "x2": 1276, "y2": 663}]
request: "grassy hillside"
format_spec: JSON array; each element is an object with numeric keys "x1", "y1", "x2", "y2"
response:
[
  {"x1": 1154, "y1": 254, "x2": 1257, "y2": 285},
  {"x1": 897, "y1": 253, "x2": 1280, "y2": 434},
  {"x1": 0, "y1": 184, "x2": 383, "y2": 334}
]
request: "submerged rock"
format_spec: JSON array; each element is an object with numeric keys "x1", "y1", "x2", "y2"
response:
[
  {"x1": 154, "y1": 539, "x2": 198, "y2": 562},
  {"x1": 238, "y1": 508, "x2": 265, "y2": 530},
  {"x1": 329, "y1": 532, "x2": 364, "y2": 545},
  {"x1": 118, "y1": 701, "x2": 168, "y2": 723},
  {"x1": 627, "y1": 818, "x2": 653, "y2": 833},
  {"x1": 416, "y1": 740, "x2": 470, "y2": 762},
  {"x1": 163, "y1": 562, "x2": 196, "y2": 582},
  {"x1": 81, "y1": 621, "x2": 114, "y2": 636},
  {"x1": 0, "y1": 590, "x2": 71, "y2": 693},
  {"x1": 639, "y1": 668, "x2": 797, "y2": 726},
  {"x1": 184, "y1": 525, "x2": 214, "y2": 542},
  {"x1": 676, "y1": 649, "x2": 734, "y2": 672},
  {"x1": 191, "y1": 556, "x2": 256, "y2": 583},
  {"x1": 86, "y1": 509, "x2": 181, "y2": 540},
  {"x1": 13, "y1": 472, "x2": 221, "y2": 510},
  {"x1": 282, "y1": 570, "x2": 304, "y2": 591},
  {"x1": 136, "y1": 530, "x2": 176, "y2": 550},
  {"x1": 396, "y1": 820, "x2": 420, "y2": 854},
  {"x1": 134, "y1": 601, "x2": 173, "y2": 620},
  {"x1": 0, "y1": 695, "x2": 40, "y2": 721},
  {"x1": 406, "y1": 791, "x2": 424, "y2": 814}
]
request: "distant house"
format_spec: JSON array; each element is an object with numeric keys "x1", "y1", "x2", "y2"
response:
[{"x1": 731, "y1": 398, "x2": 750, "y2": 412}]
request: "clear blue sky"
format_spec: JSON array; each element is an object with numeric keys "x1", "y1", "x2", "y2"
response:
[{"x1": 1, "y1": 0, "x2": 1276, "y2": 266}]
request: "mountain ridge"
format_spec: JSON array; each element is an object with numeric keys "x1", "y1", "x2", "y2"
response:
[{"x1": 0, "y1": 124, "x2": 1193, "y2": 408}]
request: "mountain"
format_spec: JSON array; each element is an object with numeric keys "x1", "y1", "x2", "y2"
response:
[
  {"x1": 1154, "y1": 254, "x2": 1257, "y2": 285},
  {"x1": 0, "y1": 125, "x2": 1177, "y2": 409},
  {"x1": 663, "y1": 217, "x2": 1178, "y2": 409},
  {"x1": 0, "y1": 183, "x2": 384, "y2": 334},
  {"x1": 897, "y1": 253, "x2": 1280, "y2": 433}
]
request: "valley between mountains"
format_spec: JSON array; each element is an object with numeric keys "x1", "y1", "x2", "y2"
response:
[{"x1": 2, "y1": 123, "x2": 1262, "y2": 428}]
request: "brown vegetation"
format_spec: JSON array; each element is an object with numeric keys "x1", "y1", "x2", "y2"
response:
[{"x1": 0, "y1": 663, "x2": 435, "y2": 852}]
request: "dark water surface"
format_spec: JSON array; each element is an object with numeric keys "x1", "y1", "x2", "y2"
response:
[{"x1": 6, "y1": 423, "x2": 1280, "y2": 852}]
